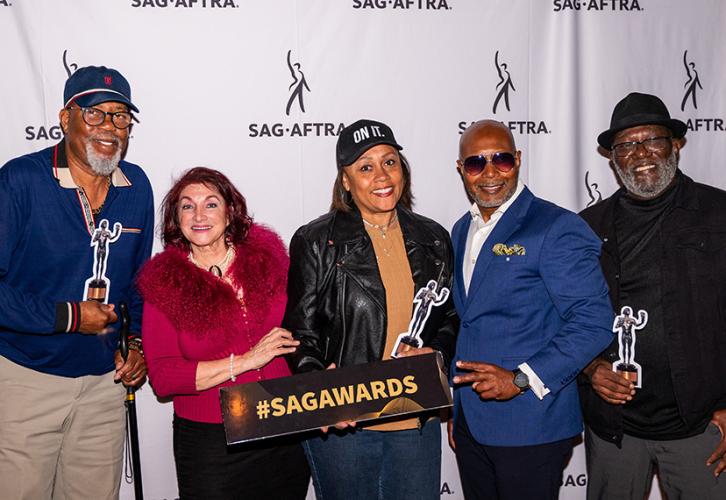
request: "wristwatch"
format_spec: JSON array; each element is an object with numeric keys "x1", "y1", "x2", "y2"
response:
[{"x1": 512, "y1": 368, "x2": 530, "y2": 394}]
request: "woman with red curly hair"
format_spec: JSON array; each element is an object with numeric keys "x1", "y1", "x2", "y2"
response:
[{"x1": 137, "y1": 167, "x2": 309, "y2": 499}]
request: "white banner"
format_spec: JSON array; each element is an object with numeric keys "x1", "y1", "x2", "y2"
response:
[{"x1": 3, "y1": 1, "x2": 724, "y2": 498}]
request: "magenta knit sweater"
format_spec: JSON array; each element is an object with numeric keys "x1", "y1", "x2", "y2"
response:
[{"x1": 138, "y1": 224, "x2": 291, "y2": 424}]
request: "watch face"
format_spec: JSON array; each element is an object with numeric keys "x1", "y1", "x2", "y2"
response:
[{"x1": 514, "y1": 371, "x2": 529, "y2": 389}]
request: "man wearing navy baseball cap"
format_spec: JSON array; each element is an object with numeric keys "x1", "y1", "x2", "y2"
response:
[{"x1": 0, "y1": 66, "x2": 153, "y2": 498}]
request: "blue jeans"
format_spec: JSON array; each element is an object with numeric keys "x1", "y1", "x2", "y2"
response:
[{"x1": 303, "y1": 418, "x2": 441, "y2": 500}]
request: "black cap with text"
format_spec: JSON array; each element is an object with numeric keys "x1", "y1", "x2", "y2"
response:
[{"x1": 336, "y1": 119, "x2": 402, "y2": 169}]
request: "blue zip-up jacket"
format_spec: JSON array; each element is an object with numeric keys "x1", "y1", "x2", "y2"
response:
[{"x1": 0, "y1": 141, "x2": 153, "y2": 377}]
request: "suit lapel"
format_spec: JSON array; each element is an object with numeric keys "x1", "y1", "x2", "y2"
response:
[
  {"x1": 452, "y1": 215, "x2": 471, "y2": 312},
  {"x1": 464, "y1": 188, "x2": 534, "y2": 309}
]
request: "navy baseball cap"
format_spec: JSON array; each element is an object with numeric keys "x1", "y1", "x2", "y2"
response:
[
  {"x1": 336, "y1": 119, "x2": 402, "y2": 169},
  {"x1": 63, "y1": 66, "x2": 139, "y2": 113}
]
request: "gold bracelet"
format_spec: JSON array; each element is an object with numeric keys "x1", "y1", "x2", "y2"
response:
[{"x1": 128, "y1": 338, "x2": 143, "y2": 356}]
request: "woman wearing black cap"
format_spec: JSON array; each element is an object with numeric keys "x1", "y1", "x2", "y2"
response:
[{"x1": 283, "y1": 119, "x2": 458, "y2": 499}]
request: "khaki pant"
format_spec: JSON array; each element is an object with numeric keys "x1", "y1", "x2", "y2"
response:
[{"x1": 0, "y1": 356, "x2": 126, "y2": 500}]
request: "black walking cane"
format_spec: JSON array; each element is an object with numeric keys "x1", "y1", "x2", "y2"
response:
[{"x1": 119, "y1": 302, "x2": 144, "y2": 500}]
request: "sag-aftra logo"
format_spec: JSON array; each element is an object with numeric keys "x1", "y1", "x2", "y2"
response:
[
  {"x1": 553, "y1": 0, "x2": 643, "y2": 11},
  {"x1": 353, "y1": 0, "x2": 452, "y2": 10},
  {"x1": 248, "y1": 50, "x2": 345, "y2": 139},
  {"x1": 131, "y1": 0, "x2": 238, "y2": 8},
  {"x1": 458, "y1": 50, "x2": 550, "y2": 136}
]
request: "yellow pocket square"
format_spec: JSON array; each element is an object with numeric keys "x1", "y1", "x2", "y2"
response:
[{"x1": 492, "y1": 243, "x2": 526, "y2": 256}]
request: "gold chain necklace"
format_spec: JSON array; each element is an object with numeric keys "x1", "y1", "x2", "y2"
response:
[
  {"x1": 362, "y1": 213, "x2": 398, "y2": 240},
  {"x1": 363, "y1": 213, "x2": 398, "y2": 258},
  {"x1": 91, "y1": 176, "x2": 111, "y2": 216}
]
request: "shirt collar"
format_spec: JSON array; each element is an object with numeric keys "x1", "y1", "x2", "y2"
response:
[
  {"x1": 468, "y1": 180, "x2": 525, "y2": 225},
  {"x1": 51, "y1": 140, "x2": 132, "y2": 189}
]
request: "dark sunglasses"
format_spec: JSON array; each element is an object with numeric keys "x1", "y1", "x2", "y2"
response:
[{"x1": 460, "y1": 152, "x2": 517, "y2": 175}]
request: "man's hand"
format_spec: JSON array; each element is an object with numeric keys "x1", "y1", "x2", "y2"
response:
[
  {"x1": 79, "y1": 301, "x2": 117, "y2": 334},
  {"x1": 706, "y1": 409, "x2": 726, "y2": 477},
  {"x1": 114, "y1": 349, "x2": 146, "y2": 388},
  {"x1": 584, "y1": 358, "x2": 634, "y2": 405},
  {"x1": 453, "y1": 360, "x2": 520, "y2": 401}
]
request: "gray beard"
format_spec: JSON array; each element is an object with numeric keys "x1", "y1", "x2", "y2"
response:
[
  {"x1": 85, "y1": 142, "x2": 121, "y2": 176},
  {"x1": 615, "y1": 149, "x2": 678, "y2": 199},
  {"x1": 469, "y1": 182, "x2": 517, "y2": 208}
]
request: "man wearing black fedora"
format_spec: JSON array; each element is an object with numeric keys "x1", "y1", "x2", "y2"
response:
[{"x1": 578, "y1": 92, "x2": 726, "y2": 499}]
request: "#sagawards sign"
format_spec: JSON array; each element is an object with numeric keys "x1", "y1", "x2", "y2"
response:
[{"x1": 220, "y1": 352, "x2": 452, "y2": 444}]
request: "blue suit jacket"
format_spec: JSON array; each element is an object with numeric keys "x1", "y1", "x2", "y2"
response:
[{"x1": 452, "y1": 187, "x2": 613, "y2": 446}]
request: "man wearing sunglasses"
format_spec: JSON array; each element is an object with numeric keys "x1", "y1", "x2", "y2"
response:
[
  {"x1": 579, "y1": 92, "x2": 726, "y2": 499},
  {"x1": 449, "y1": 120, "x2": 613, "y2": 499},
  {"x1": 0, "y1": 66, "x2": 153, "y2": 498}
]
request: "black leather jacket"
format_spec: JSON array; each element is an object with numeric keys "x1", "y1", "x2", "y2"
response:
[
  {"x1": 578, "y1": 172, "x2": 726, "y2": 444},
  {"x1": 283, "y1": 206, "x2": 458, "y2": 374}
]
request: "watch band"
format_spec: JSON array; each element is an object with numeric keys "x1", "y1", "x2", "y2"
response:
[{"x1": 512, "y1": 368, "x2": 530, "y2": 393}]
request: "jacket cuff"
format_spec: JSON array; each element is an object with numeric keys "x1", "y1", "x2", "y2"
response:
[
  {"x1": 519, "y1": 362, "x2": 551, "y2": 400},
  {"x1": 55, "y1": 302, "x2": 81, "y2": 333},
  {"x1": 296, "y1": 356, "x2": 326, "y2": 373}
]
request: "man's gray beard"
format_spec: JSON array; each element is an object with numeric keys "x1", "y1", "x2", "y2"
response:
[
  {"x1": 85, "y1": 142, "x2": 121, "y2": 176},
  {"x1": 615, "y1": 149, "x2": 678, "y2": 199},
  {"x1": 469, "y1": 181, "x2": 517, "y2": 209}
]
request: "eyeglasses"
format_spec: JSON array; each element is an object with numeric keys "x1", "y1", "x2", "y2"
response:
[
  {"x1": 460, "y1": 152, "x2": 517, "y2": 175},
  {"x1": 611, "y1": 136, "x2": 671, "y2": 158},
  {"x1": 67, "y1": 106, "x2": 134, "y2": 129}
]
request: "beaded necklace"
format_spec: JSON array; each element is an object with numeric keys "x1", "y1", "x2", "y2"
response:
[{"x1": 189, "y1": 245, "x2": 235, "y2": 278}]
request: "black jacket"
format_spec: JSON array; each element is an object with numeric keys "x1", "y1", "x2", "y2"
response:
[
  {"x1": 578, "y1": 172, "x2": 726, "y2": 444},
  {"x1": 283, "y1": 206, "x2": 458, "y2": 373}
]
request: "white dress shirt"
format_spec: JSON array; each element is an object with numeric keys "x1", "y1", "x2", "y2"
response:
[
  {"x1": 463, "y1": 181, "x2": 524, "y2": 293},
  {"x1": 462, "y1": 181, "x2": 551, "y2": 400}
]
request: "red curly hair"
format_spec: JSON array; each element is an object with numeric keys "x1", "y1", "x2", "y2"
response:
[{"x1": 161, "y1": 167, "x2": 252, "y2": 251}]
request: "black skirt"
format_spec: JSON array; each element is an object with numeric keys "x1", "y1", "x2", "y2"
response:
[{"x1": 173, "y1": 415, "x2": 310, "y2": 500}]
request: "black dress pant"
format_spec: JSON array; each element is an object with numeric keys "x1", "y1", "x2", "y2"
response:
[
  {"x1": 454, "y1": 409, "x2": 573, "y2": 500},
  {"x1": 173, "y1": 415, "x2": 310, "y2": 500}
]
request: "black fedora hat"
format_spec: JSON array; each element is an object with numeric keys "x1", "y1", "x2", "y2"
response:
[{"x1": 597, "y1": 92, "x2": 687, "y2": 149}]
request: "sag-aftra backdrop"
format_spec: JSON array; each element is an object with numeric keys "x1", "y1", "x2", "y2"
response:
[{"x1": 2, "y1": 1, "x2": 725, "y2": 498}]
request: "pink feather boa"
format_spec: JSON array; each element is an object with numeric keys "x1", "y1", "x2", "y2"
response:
[{"x1": 137, "y1": 224, "x2": 289, "y2": 339}]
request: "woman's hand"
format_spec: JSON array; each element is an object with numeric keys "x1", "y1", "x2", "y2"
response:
[
  {"x1": 239, "y1": 327, "x2": 300, "y2": 372},
  {"x1": 320, "y1": 363, "x2": 357, "y2": 433},
  {"x1": 396, "y1": 346, "x2": 435, "y2": 358},
  {"x1": 195, "y1": 328, "x2": 299, "y2": 392}
]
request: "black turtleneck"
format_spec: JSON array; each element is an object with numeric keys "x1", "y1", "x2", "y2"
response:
[{"x1": 614, "y1": 175, "x2": 699, "y2": 440}]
